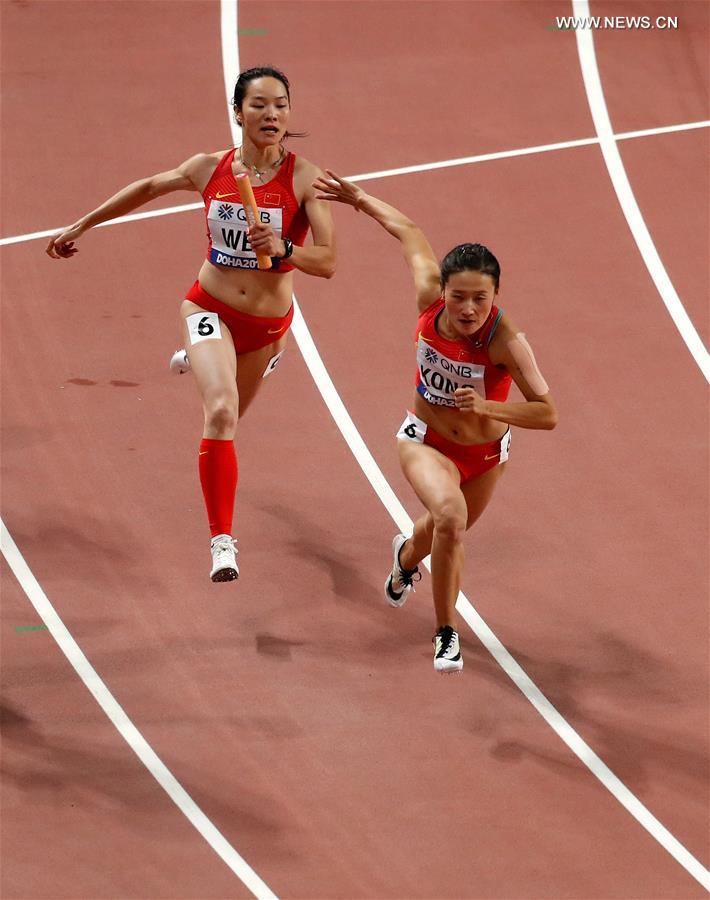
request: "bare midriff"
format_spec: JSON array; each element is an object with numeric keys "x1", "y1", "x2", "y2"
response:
[
  {"x1": 197, "y1": 260, "x2": 294, "y2": 318},
  {"x1": 413, "y1": 393, "x2": 508, "y2": 445}
]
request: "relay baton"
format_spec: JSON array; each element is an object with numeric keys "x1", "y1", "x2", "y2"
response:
[{"x1": 235, "y1": 172, "x2": 272, "y2": 270}]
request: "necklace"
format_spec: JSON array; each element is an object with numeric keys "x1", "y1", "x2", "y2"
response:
[{"x1": 239, "y1": 145, "x2": 285, "y2": 183}]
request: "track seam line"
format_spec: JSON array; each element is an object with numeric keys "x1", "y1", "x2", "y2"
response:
[
  {"x1": 0, "y1": 520, "x2": 277, "y2": 899},
  {"x1": 216, "y1": 0, "x2": 709, "y2": 887},
  {"x1": 572, "y1": 0, "x2": 709, "y2": 383},
  {"x1": 1, "y1": 120, "x2": 708, "y2": 247}
]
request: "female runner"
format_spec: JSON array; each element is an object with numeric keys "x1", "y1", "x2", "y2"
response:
[
  {"x1": 313, "y1": 171, "x2": 557, "y2": 673},
  {"x1": 46, "y1": 66, "x2": 336, "y2": 582}
]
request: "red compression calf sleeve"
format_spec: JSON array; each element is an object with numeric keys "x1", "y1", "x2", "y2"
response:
[{"x1": 198, "y1": 438, "x2": 238, "y2": 537}]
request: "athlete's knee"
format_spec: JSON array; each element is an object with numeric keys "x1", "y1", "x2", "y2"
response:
[
  {"x1": 432, "y1": 501, "x2": 466, "y2": 543},
  {"x1": 204, "y1": 392, "x2": 238, "y2": 434}
]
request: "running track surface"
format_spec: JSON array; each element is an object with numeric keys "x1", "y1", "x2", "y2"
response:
[{"x1": 1, "y1": 2, "x2": 708, "y2": 898}]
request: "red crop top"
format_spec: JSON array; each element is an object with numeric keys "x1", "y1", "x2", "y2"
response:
[
  {"x1": 415, "y1": 299, "x2": 512, "y2": 407},
  {"x1": 201, "y1": 149, "x2": 310, "y2": 273}
]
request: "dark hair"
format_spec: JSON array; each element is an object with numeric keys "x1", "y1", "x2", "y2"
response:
[
  {"x1": 440, "y1": 243, "x2": 500, "y2": 291},
  {"x1": 232, "y1": 66, "x2": 307, "y2": 139}
]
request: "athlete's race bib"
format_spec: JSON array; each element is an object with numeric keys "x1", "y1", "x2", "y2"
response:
[
  {"x1": 416, "y1": 337, "x2": 486, "y2": 407},
  {"x1": 207, "y1": 201, "x2": 283, "y2": 269}
]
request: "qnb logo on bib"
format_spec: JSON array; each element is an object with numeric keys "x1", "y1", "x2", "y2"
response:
[
  {"x1": 207, "y1": 201, "x2": 283, "y2": 267},
  {"x1": 416, "y1": 338, "x2": 486, "y2": 405}
]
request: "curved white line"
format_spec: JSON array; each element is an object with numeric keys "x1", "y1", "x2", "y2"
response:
[
  {"x1": 0, "y1": 520, "x2": 277, "y2": 899},
  {"x1": 288, "y1": 299, "x2": 710, "y2": 891},
  {"x1": 219, "y1": 0, "x2": 709, "y2": 889},
  {"x1": 3, "y1": 3, "x2": 276, "y2": 897},
  {"x1": 572, "y1": 0, "x2": 710, "y2": 383}
]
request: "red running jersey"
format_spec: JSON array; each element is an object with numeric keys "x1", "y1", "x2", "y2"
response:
[
  {"x1": 414, "y1": 299, "x2": 512, "y2": 407},
  {"x1": 202, "y1": 149, "x2": 310, "y2": 273}
]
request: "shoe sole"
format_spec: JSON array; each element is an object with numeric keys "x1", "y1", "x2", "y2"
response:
[
  {"x1": 211, "y1": 567, "x2": 239, "y2": 582},
  {"x1": 434, "y1": 658, "x2": 463, "y2": 673}
]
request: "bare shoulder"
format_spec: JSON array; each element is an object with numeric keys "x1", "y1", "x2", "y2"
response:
[
  {"x1": 179, "y1": 150, "x2": 227, "y2": 184},
  {"x1": 292, "y1": 153, "x2": 323, "y2": 178},
  {"x1": 489, "y1": 312, "x2": 521, "y2": 365},
  {"x1": 292, "y1": 153, "x2": 325, "y2": 199}
]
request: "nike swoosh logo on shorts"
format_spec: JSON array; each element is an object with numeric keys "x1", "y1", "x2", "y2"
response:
[
  {"x1": 484, "y1": 452, "x2": 501, "y2": 461},
  {"x1": 215, "y1": 192, "x2": 240, "y2": 200},
  {"x1": 268, "y1": 327, "x2": 284, "y2": 334}
]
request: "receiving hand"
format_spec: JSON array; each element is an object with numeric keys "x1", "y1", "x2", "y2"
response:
[{"x1": 312, "y1": 169, "x2": 366, "y2": 210}]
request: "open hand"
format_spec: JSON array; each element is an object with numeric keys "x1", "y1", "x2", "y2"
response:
[{"x1": 312, "y1": 169, "x2": 366, "y2": 210}]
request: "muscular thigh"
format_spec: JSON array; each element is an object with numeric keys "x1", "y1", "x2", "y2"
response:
[
  {"x1": 398, "y1": 440, "x2": 466, "y2": 518},
  {"x1": 462, "y1": 462, "x2": 506, "y2": 529},
  {"x1": 181, "y1": 300, "x2": 237, "y2": 405},
  {"x1": 233, "y1": 334, "x2": 288, "y2": 417},
  {"x1": 181, "y1": 301, "x2": 288, "y2": 417}
]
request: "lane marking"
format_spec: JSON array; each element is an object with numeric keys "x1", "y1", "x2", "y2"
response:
[
  {"x1": 239, "y1": 0, "x2": 706, "y2": 888},
  {"x1": 342, "y1": 120, "x2": 710, "y2": 184},
  {"x1": 4, "y1": 5, "x2": 273, "y2": 896},
  {"x1": 572, "y1": 0, "x2": 709, "y2": 383},
  {"x1": 0, "y1": 521, "x2": 277, "y2": 899},
  {"x1": 1, "y1": 201, "x2": 204, "y2": 247},
  {"x1": 1, "y1": 121, "x2": 708, "y2": 248},
  {"x1": 288, "y1": 298, "x2": 710, "y2": 891},
  {"x1": 2, "y1": 4, "x2": 706, "y2": 894}
]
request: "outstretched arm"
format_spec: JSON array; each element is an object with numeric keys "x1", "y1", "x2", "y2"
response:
[
  {"x1": 313, "y1": 170, "x2": 441, "y2": 309},
  {"x1": 45, "y1": 154, "x2": 210, "y2": 259}
]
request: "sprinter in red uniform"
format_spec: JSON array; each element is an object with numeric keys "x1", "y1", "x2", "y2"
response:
[
  {"x1": 313, "y1": 171, "x2": 556, "y2": 673},
  {"x1": 47, "y1": 67, "x2": 335, "y2": 582}
]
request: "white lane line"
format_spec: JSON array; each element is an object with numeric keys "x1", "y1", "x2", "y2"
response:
[
  {"x1": 616, "y1": 120, "x2": 710, "y2": 141},
  {"x1": 288, "y1": 299, "x2": 710, "y2": 892},
  {"x1": 231, "y1": 0, "x2": 705, "y2": 883},
  {"x1": 219, "y1": 0, "x2": 709, "y2": 883},
  {"x1": 346, "y1": 120, "x2": 709, "y2": 184},
  {"x1": 0, "y1": 201, "x2": 203, "y2": 247},
  {"x1": 572, "y1": 0, "x2": 710, "y2": 383},
  {"x1": 2, "y1": 120, "x2": 708, "y2": 248},
  {"x1": 0, "y1": 520, "x2": 278, "y2": 899}
]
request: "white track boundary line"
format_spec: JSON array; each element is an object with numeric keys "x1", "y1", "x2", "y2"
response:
[
  {"x1": 1, "y1": 7, "x2": 706, "y2": 894},
  {"x1": 1, "y1": 120, "x2": 708, "y2": 248},
  {"x1": 219, "y1": 0, "x2": 709, "y2": 890},
  {"x1": 4, "y1": 4, "x2": 277, "y2": 897},
  {"x1": 572, "y1": 0, "x2": 710, "y2": 383},
  {"x1": 0, "y1": 520, "x2": 278, "y2": 899},
  {"x1": 289, "y1": 304, "x2": 710, "y2": 892}
]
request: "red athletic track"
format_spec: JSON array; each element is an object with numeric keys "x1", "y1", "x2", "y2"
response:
[{"x1": 1, "y1": 1, "x2": 708, "y2": 898}]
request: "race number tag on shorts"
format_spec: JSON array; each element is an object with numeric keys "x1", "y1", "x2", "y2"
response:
[
  {"x1": 500, "y1": 428, "x2": 512, "y2": 463},
  {"x1": 396, "y1": 412, "x2": 427, "y2": 443},
  {"x1": 186, "y1": 312, "x2": 222, "y2": 345},
  {"x1": 262, "y1": 349, "x2": 285, "y2": 378}
]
